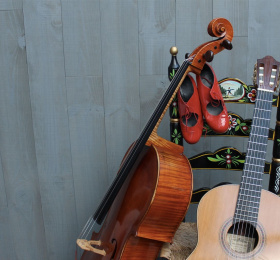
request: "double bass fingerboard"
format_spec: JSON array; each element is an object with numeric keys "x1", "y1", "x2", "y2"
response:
[{"x1": 93, "y1": 59, "x2": 191, "y2": 224}]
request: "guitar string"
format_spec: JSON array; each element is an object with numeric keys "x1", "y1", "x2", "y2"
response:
[
  {"x1": 234, "y1": 89, "x2": 268, "y2": 257},
  {"x1": 227, "y1": 90, "x2": 263, "y2": 258},
  {"x1": 244, "y1": 90, "x2": 272, "y2": 252},
  {"x1": 240, "y1": 90, "x2": 265, "y2": 254},
  {"x1": 245, "y1": 91, "x2": 267, "y2": 252},
  {"x1": 229, "y1": 89, "x2": 272, "y2": 258},
  {"x1": 248, "y1": 91, "x2": 273, "y2": 250},
  {"x1": 230, "y1": 89, "x2": 266, "y2": 257},
  {"x1": 229, "y1": 89, "x2": 262, "y2": 256},
  {"x1": 77, "y1": 57, "x2": 193, "y2": 245}
]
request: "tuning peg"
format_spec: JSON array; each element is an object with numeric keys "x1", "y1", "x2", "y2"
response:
[
  {"x1": 203, "y1": 50, "x2": 214, "y2": 62},
  {"x1": 220, "y1": 39, "x2": 233, "y2": 50},
  {"x1": 185, "y1": 53, "x2": 190, "y2": 59},
  {"x1": 252, "y1": 63, "x2": 257, "y2": 86},
  {"x1": 277, "y1": 74, "x2": 280, "y2": 91}
]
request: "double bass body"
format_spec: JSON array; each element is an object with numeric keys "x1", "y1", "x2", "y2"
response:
[
  {"x1": 78, "y1": 18, "x2": 234, "y2": 260},
  {"x1": 81, "y1": 135, "x2": 193, "y2": 259}
]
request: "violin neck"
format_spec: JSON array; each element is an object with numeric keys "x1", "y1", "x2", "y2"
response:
[{"x1": 93, "y1": 59, "x2": 191, "y2": 224}]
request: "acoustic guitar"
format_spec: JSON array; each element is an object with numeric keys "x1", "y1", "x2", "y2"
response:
[{"x1": 187, "y1": 56, "x2": 280, "y2": 260}]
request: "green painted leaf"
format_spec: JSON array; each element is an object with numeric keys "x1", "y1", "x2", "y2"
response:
[{"x1": 207, "y1": 157, "x2": 221, "y2": 162}]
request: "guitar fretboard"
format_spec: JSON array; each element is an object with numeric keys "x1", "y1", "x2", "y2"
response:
[{"x1": 234, "y1": 89, "x2": 274, "y2": 226}]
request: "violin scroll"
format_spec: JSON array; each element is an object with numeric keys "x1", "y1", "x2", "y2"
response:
[
  {"x1": 207, "y1": 17, "x2": 233, "y2": 38},
  {"x1": 188, "y1": 17, "x2": 234, "y2": 74}
]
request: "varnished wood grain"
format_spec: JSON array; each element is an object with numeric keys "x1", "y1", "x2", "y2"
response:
[
  {"x1": 188, "y1": 185, "x2": 280, "y2": 259},
  {"x1": 81, "y1": 137, "x2": 192, "y2": 259}
]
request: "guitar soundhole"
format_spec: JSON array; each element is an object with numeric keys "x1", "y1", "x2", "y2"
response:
[{"x1": 226, "y1": 221, "x2": 259, "y2": 254}]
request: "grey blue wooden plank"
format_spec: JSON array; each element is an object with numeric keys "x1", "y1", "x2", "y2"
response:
[
  {"x1": 66, "y1": 76, "x2": 108, "y2": 231},
  {"x1": 175, "y1": 0, "x2": 213, "y2": 168},
  {"x1": 247, "y1": 0, "x2": 280, "y2": 155},
  {"x1": 211, "y1": 37, "x2": 249, "y2": 158},
  {"x1": 0, "y1": 0, "x2": 22, "y2": 10},
  {"x1": 139, "y1": 75, "x2": 170, "y2": 141},
  {"x1": 0, "y1": 1, "x2": 280, "y2": 259},
  {"x1": 138, "y1": 0, "x2": 176, "y2": 75},
  {"x1": 62, "y1": 0, "x2": 102, "y2": 77},
  {"x1": 212, "y1": 37, "x2": 248, "y2": 82},
  {"x1": 247, "y1": 0, "x2": 280, "y2": 83},
  {"x1": 0, "y1": 207, "x2": 16, "y2": 259},
  {"x1": 0, "y1": 149, "x2": 15, "y2": 259},
  {"x1": 176, "y1": 0, "x2": 213, "y2": 62},
  {"x1": 213, "y1": 0, "x2": 249, "y2": 37},
  {"x1": 100, "y1": 0, "x2": 140, "y2": 181},
  {"x1": 0, "y1": 9, "x2": 47, "y2": 259},
  {"x1": 23, "y1": 1, "x2": 77, "y2": 259}
]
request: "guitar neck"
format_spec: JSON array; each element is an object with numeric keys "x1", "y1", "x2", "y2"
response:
[{"x1": 234, "y1": 89, "x2": 274, "y2": 226}]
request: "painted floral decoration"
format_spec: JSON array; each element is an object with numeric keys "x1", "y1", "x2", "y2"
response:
[
  {"x1": 228, "y1": 114, "x2": 237, "y2": 130},
  {"x1": 171, "y1": 129, "x2": 182, "y2": 144},
  {"x1": 169, "y1": 69, "x2": 176, "y2": 80},
  {"x1": 207, "y1": 148, "x2": 245, "y2": 169},
  {"x1": 171, "y1": 96, "x2": 178, "y2": 117},
  {"x1": 247, "y1": 89, "x2": 257, "y2": 102},
  {"x1": 235, "y1": 119, "x2": 251, "y2": 135}
]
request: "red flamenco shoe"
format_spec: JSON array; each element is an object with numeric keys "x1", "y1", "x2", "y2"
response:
[
  {"x1": 177, "y1": 74, "x2": 203, "y2": 144},
  {"x1": 196, "y1": 63, "x2": 229, "y2": 133}
]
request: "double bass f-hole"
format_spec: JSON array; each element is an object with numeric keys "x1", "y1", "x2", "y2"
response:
[{"x1": 77, "y1": 17, "x2": 233, "y2": 260}]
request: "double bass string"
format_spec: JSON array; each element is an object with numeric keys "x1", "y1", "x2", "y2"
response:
[
  {"x1": 78, "y1": 56, "x2": 194, "y2": 241},
  {"x1": 79, "y1": 57, "x2": 190, "y2": 239}
]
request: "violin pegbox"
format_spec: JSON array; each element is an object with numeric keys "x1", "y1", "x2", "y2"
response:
[
  {"x1": 188, "y1": 18, "x2": 233, "y2": 74},
  {"x1": 253, "y1": 56, "x2": 280, "y2": 92}
]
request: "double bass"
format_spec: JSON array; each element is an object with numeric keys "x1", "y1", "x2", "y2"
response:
[{"x1": 76, "y1": 18, "x2": 234, "y2": 259}]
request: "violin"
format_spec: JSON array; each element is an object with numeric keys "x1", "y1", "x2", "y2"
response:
[{"x1": 76, "y1": 18, "x2": 234, "y2": 260}]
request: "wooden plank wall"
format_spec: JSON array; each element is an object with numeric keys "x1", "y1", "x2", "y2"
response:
[{"x1": 1, "y1": 0, "x2": 280, "y2": 258}]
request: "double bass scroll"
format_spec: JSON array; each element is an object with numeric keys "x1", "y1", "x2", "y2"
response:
[{"x1": 77, "y1": 18, "x2": 234, "y2": 260}]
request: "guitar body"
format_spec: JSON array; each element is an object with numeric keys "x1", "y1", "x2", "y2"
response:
[{"x1": 188, "y1": 184, "x2": 280, "y2": 260}]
